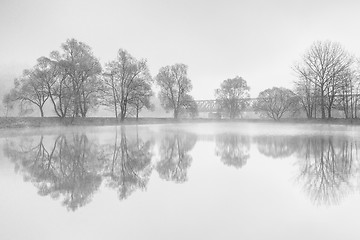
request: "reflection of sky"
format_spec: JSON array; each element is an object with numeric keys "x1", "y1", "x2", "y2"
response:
[{"x1": 1, "y1": 123, "x2": 360, "y2": 240}]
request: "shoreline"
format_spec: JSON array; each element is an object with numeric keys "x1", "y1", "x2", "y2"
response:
[{"x1": 2, "y1": 117, "x2": 360, "y2": 129}]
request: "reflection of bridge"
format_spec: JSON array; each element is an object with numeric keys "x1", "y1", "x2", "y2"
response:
[{"x1": 195, "y1": 99, "x2": 258, "y2": 112}]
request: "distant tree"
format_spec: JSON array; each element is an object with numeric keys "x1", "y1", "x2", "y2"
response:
[
  {"x1": 215, "y1": 76, "x2": 250, "y2": 119},
  {"x1": 2, "y1": 92, "x2": 15, "y2": 117},
  {"x1": 181, "y1": 94, "x2": 198, "y2": 118},
  {"x1": 155, "y1": 63, "x2": 194, "y2": 119},
  {"x1": 253, "y1": 87, "x2": 299, "y2": 120},
  {"x1": 102, "y1": 49, "x2": 151, "y2": 121},
  {"x1": 294, "y1": 41, "x2": 353, "y2": 119}
]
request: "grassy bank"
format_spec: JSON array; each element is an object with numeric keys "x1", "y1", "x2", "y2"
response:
[
  {"x1": 2, "y1": 117, "x2": 360, "y2": 129},
  {"x1": 0, "y1": 117, "x2": 178, "y2": 129}
]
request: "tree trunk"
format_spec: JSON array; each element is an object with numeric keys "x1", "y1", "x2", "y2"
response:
[
  {"x1": 321, "y1": 91, "x2": 326, "y2": 119},
  {"x1": 40, "y1": 107, "x2": 44, "y2": 117},
  {"x1": 136, "y1": 108, "x2": 139, "y2": 120},
  {"x1": 114, "y1": 104, "x2": 118, "y2": 119},
  {"x1": 174, "y1": 108, "x2": 178, "y2": 119}
]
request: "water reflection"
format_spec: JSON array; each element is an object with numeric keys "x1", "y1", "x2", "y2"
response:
[
  {"x1": 3, "y1": 126, "x2": 360, "y2": 209},
  {"x1": 215, "y1": 134, "x2": 250, "y2": 168},
  {"x1": 254, "y1": 135, "x2": 301, "y2": 158},
  {"x1": 295, "y1": 136, "x2": 356, "y2": 205},
  {"x1": 3, "y1": 128, "x2": 197, "y2": 210},
  {"x1": 4, "y1": 134, "x2": 103, "y2": 211},
  {"x1": 156, "y1": 131, "x2": 197, "y2": 183},
  {"x1": 254, "y1": 134, "x2": 359, "y2": 205},
  {"x1": 102, "y1": 127, "x2": 153, "y2": 200}
]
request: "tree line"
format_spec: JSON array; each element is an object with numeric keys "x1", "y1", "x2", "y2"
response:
[
  {"x1": 214, "y1": 40, "x2": 360, "y2": 120},
  {"x1": 3, "y1": 39, "x2": 360, "y2": 120},
  {"x1": 2, "y1": 38, "x2": 197, "y2": 120}
]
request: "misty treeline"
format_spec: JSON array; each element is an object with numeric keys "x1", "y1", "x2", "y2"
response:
[
  {"x1": 2, "y1": 39, "x2": 197, "y2": 120},
  {"x1": 293, "y1": 41, "x2": 359, "y2": 119},
  {"x1": 216, "y1": 40, "x2": 360, "y2": 120},
  {"x1": 3, "y1": 39, "x2": 360, "y2": 120}
]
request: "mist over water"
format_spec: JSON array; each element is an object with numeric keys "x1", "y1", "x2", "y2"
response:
[{"x1": 1, "y1": 122, "x2": 360, "y2": 240}]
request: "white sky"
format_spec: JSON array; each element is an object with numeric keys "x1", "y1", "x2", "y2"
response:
[{"x1": 1, "y1": 0, "x2": 360, "y2": 99}]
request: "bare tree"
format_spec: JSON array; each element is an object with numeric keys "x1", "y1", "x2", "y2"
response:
[
  {"x1": 254, "y1": 87, "x2": 299, "y2": 120},
  {"x1": 40, "y1": 52, "x2": 73, "y2": 118},
  {"x1": 334, "y1": 69, "x2": 357, "y2": 118},
  {"x1": 294, "y1": 69, "x2": 319, "y2": 118},
  {"x1": 215, "y1": 76, "x2": 250, "y2": 119},
  {"x1": 30, "y1": 39, "x2": 102, "y2": 118},
  {"x1": 102, "y1": 49, "x2": 151, "y2": 121},
  {"x1": 7, "y1": 68, "x2": 49, "y2": 117},
  {"x1": 57, "y1": 39, "x2": 102, "y2": 117},
  {"x1": 155, "y1": 63, "x2": 194, "y2": 119},
  {"x1": 294, "y1": 41, "x2": 353, "y2": 119}
]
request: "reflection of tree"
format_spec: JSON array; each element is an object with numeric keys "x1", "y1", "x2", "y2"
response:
[
  {"x1": 255, "y1": 135, "x2": 301, "y2": 158},
  {"x1": 296, "y1": 136, "x2": 355, "y2": 205},
  {"x1": 4, "y1": 134, "x2": 103, "y2": 211},
  {"x1": 215, "y1": 134, "x2": 250, "y2": 168},
  {"x1": 156, "y1": 132, "x2": 197, "y2": 183},
  {"x1": 253, "y1": 134, "x2": 359, "y2": 205},
  {"x1": 102, "y1": 127, "x2": 153, "y2": 200}
]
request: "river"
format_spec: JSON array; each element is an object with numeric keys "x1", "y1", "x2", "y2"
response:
[{"x1": 1, "y1": 122, "x2": 360, "y2": 240}]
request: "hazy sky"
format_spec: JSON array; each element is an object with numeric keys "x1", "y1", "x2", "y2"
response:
[{"x1": 1, "y1": 0, "x2": 360, "y2": 100}]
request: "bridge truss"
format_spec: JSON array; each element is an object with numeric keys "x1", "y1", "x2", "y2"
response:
[{"x1": 195, "y1": 99, "x2": 258, "y2": 112}]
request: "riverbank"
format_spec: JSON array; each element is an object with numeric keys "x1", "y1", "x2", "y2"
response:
[{"x1": 2, "y1": 117, "x2": 360, "y2": 129}]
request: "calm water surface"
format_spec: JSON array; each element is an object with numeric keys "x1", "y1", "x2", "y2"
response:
[{"x1": 1, "y1": 122, "x2": 360, "y2": 240}]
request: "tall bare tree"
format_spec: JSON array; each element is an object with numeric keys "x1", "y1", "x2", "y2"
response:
[
  {"x1": 294, "y1": 69, "x2": 319, "y2": 118},
  {"x1": 28, "y1": 39, "x2": 102, "y2": 118},
  {"x1": 294, "y1": 41, "x2": 353, "y2": 119},
  {"x1": 102, "y1": 49, "x2": 151, "y2": 121},
  {"x1": 7, "y1": 68, "x2": 49, "y2": 117},
  {"x1": 58, "y1": 39, "x2": 102, "y2": 117}
]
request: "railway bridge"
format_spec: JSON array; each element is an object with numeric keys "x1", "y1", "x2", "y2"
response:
[{"x1": 194, "y1": 98, "x2": 258, "y2": 113}]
